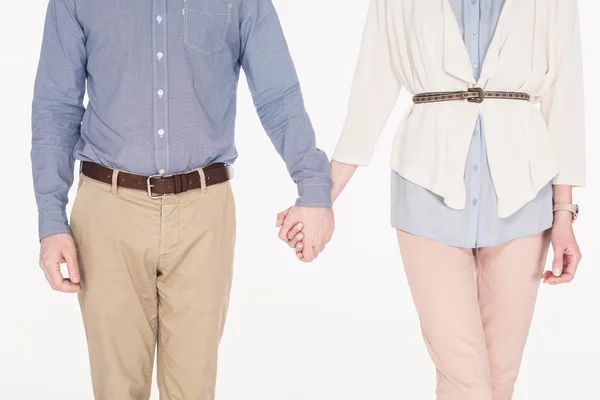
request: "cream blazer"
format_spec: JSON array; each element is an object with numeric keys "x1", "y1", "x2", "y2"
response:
[{"x1": 332, "y1": 0, "x2": 586, "y2": 218}]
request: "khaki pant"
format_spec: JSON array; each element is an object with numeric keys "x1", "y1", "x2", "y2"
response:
[
  {"x1": 396, "y1": 229, "x2": 551, "y2": 400},
  {"x1": 71, "y1": 171, "x2": 236, "y2": 400}
]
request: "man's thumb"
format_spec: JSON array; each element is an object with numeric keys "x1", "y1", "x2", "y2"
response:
[{"x1": 64, "y1": 248, "x2": 80, "y2": 283}]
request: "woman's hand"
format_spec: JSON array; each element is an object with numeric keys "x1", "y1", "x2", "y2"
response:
[{"x1": 543, "y1": 211, "x2": 582, "y2": 285}]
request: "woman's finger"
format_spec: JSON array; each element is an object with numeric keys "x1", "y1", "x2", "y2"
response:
[
  {"x1": 278, "y1": 215, "x2": 298, "y2": 242},
  {"x1": 287, "y1": 223, "x2": 304, "y2": 241},
  {"x1": 289, "y1": 232, "x2": 304, "y2": 249},
  {"x1": 543, "y1": 260, "x2": 577, "y2": 285},
  {"x1": 551, "y1": 245, "x2": 565, "y2": 277},
  {"x1": 552, "y1": 248, "x2": 582, "y2": 284}
]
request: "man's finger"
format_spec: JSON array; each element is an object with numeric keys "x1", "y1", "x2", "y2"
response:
[
  {"x1": 42, "y1": 269, "x2": 57, "y2": 291},
  {"x1": 318, "y1": 240, "x2": 327, "y2": 253},
  {"x1": 46, "y1": 266, "x2": 81, "y2": 293},
  {"x1": 63, "y1": 247, "x2": 81, "y2": 284},
  {"x1": 311, "y1": 245, "x2": 321, "y2": 260},
  {"x1": 301, "y1": 245, "x2": 315, "y2": 263}
]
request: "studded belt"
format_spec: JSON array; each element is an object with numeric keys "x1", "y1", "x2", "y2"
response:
[{"x1": 412, "y1": 87, "x2": 530, "y2": 104}]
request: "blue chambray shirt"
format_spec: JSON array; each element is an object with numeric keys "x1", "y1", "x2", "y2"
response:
[
  {"x1": 391, "y1": 0, "x2": 554, "y2": 248},
  {"x1": 32, "y1": 0, "x2": 332, "y2": 240}
]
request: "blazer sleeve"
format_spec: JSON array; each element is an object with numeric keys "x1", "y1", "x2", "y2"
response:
[
  {"x1": 541, "y1": 0, "x2": 586, "y2": 186},
  {"x1": 331, "y1": 0, "x2": 402, "y2": 166}
]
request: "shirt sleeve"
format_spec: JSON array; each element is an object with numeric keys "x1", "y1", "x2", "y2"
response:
[
  {"x1": 239, "y1": 0, "x2": 332, "y2": 208},
  {"x1": 540, "y1": 0, "x2": 586, "y2": 187},
  {"x1": 31, "y1": 0, "x2": 87, "y2": 241},
  {"x1": 331, "y1": 0, "x2": 402, "y2": 166}
]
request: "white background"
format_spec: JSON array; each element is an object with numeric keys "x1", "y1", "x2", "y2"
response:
[{"x1": 1, "y1": 0, "x2": 599, "y2": 399}]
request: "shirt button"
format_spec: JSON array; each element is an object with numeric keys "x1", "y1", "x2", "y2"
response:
[
  {"x1": 472, "y1": 28, "x2": 478, "y2": 35},
  {"x1": 472, "y1": 0, "x2": 478, "y2": 4},
  {"x1": 472, "y1": 199, "x2": 479, "y2": 206},
  {"x1": 473, "y1": 130, "x2": 479, "y2": 137},
  {"x1": 158, "y1": 129, "x2": 165, "y2": 136},
  {"x1": 158, "y1": 89, "x2": 164, "y2": 97},
  {"x1": 473, "y1": 62, "x2": 479, "y2": 69},
  {"x1": 159, "y1": 169, "x2": 165, "y2": 175},
  {"x1": 473, "y1": 164, "x2": 479, "y2": 172},
  {"x1": 156, "y1": 15, "x2": 163, "y2": 24},
  {"x1": 157, "y1": 52, "x2": 164, "y2": 60}
]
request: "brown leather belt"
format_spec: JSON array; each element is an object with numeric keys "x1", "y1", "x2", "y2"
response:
[
  {"x1": 81, "y1": 161, "x2": 233, "y2": 199},
  {"x1": 412, "y1": 87, "x2": 530, "y2": 104}
]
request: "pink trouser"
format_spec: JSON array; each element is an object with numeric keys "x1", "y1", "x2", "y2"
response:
[{"x1": 396, "y1": 229, "x2": 551, "y2": 400}]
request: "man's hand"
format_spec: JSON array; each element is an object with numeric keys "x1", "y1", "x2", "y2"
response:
[
  {"x1": 40, "y1": 233, "x2": 82, "y2": 293},
  {"x1": 276, "y1": 206, "x2": 334, "y2": 262},
  {"x1": 542, "y1": 212, "x2": 582, "y2": 285}
]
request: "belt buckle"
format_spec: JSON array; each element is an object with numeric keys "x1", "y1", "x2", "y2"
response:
[
  {"x1": 467, "y1": 87, "x2": 485, "y2": 103},
  {"x1": 147, "y1": 174, "x2": 166, "y2": 199}
]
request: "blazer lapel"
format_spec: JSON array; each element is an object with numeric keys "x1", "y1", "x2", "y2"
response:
[{"x1": 442, "y1": 0, "x2": 476, "y2": 85}]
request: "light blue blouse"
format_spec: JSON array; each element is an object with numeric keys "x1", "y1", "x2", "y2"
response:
[{"x1": 391, "y1": 0, "x2": 553, "y2": 248}]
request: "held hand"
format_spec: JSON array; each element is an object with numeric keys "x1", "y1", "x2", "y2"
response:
[
  {"x1": 543, "y1": 212, "x2": 582, "y2": 285},
  {"x1": 276, "y1": 207, "x2": 305, "y2": 254},
  {"x1": 276, "y1": 206, "x2": 334, "y2": 262},
  {"x1": 39, "y1": 233, "x2": 82, "y2": 293}
]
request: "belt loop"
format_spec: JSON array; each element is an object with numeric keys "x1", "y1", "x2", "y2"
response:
[
  {"x1": 173, "y1": 175, "x2": 182, "y2": 194},
  {"x1": 111, "y1": 169, "x2": 120, "y2": 195},
  {"x1": 197, "y1": 167, "x2": 208, "y2": 193}
]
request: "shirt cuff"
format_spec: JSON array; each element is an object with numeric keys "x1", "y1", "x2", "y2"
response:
[
  {"x1": 295, "y1": 179, "x2": 333, "y2": 208},
  {"x1": 38, "y1": 207, "x2": 71, "y2": 241}
]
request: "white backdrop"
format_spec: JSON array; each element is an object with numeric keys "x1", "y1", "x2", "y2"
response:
[{"x1": 1, "y1": 0, "x2": 599, "y2": 399}]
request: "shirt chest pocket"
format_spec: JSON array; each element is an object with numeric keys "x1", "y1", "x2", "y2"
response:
[{"x1": 184, "y1": 0, "x2": 232, "y2": 55}]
